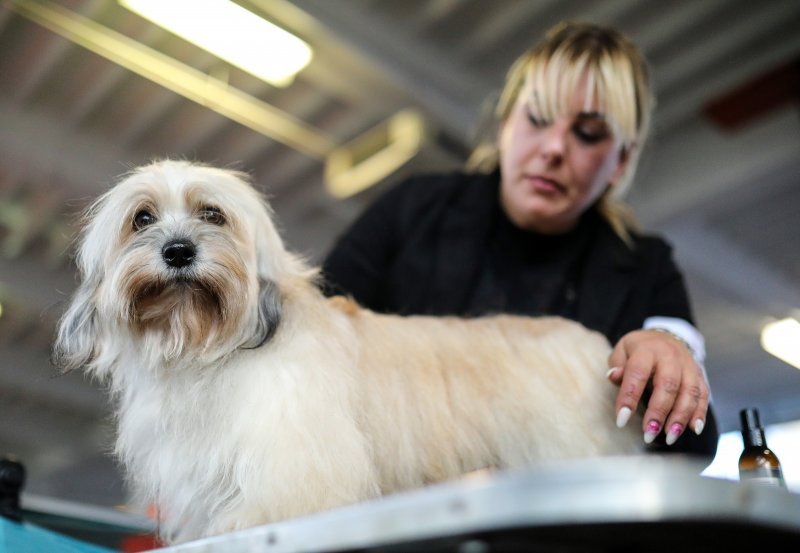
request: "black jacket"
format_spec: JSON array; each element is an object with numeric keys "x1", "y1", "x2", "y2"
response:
[{"x1": 323, "y1": 170, "x2": 718, "y2": 459}]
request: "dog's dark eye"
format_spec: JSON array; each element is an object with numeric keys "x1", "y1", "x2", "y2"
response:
[
  {"x1": 133, "y1": 209, "x2": 156, "y2": 230},
  {"x1": 200, "y1": 207, "x2": 225, "y2": 225}
]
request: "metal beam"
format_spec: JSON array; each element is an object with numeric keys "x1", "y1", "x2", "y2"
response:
[
  {"x1": 290, "y1": 0, "x2": 485, "y2": 139},
  {"x1": 9, "y1": 0, "x2": 335, "y2": 160}
]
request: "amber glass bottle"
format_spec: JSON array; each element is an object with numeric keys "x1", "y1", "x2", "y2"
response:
[{"x1": 738, "y1": 408, "x2": 785, "y2": 488}]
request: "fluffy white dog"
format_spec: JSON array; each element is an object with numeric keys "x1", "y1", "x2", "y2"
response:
[{"x1": 53, "y1": 160, "x2": 641, "y2": 543}]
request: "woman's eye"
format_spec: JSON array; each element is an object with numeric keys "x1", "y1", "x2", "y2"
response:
[
  {"x1": 574, "y1": 125, "x2": 609, "y2": 145},
  {"x1": 527, "y1": 110, "x2": 548, "y2": 128},
  {"x1": 133, "y1": 209, "x2": 156, "y2": 230},
  {"x1": 200, "y1": 207, "x2": 225, "y2": 225}
]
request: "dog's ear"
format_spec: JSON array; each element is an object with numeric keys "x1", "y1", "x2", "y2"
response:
[
  {"x1": 52, "y1": 275, "x2": 102, "y2": 373},
  {"x1": 241, "y1": 278, "x2": 282, "y2": 349}
]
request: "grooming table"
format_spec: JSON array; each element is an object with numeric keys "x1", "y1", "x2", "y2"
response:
[{"x1": 153, "y1": 456, "x2": 800, "y2": 552}]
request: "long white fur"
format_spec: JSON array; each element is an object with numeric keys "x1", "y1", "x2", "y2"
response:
[{"x1": 54, "y1": 160, "x2": 642, "y2": 543}]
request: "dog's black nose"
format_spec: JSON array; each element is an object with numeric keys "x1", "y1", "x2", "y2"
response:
[{"x1": 162, "y1": 240, "x2": 196, "y2": 268}]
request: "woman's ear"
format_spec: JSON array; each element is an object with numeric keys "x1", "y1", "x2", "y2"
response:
[{"x1": 610, "y1": 141, "x2": 636, "y2": 188}]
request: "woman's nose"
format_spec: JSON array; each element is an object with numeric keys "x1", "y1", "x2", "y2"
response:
[{"x1": 539, "y1": 122, "x2": 568, "y2": 164}]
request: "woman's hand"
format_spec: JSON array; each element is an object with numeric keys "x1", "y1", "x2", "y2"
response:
[{"x1": 607, "y1": 329, "x2": 709, "y2": 445}]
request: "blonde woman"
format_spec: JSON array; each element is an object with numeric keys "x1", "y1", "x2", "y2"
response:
[{"x1": 323, "y1": 22, "x2": 717, "y2": 459}]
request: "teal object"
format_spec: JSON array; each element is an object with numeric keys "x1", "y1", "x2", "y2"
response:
[{"x1": 0, "y1": 516, "x2": 116, "y2": 553}]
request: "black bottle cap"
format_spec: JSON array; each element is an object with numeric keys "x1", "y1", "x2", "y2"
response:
[
  {"x1": 740, "y1": 408, "x2": 762, "y2": 430},
  {"x1": 740, "y1": 408, "x2": 766, "y2": 448}
]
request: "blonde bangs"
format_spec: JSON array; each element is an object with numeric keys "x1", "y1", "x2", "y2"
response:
[
  {"x1": 527, "y1": 48, "x2": 639, "y2": 148},
  {"x1": 599, "y1": 52, "x2": 640, "y2": 147}
]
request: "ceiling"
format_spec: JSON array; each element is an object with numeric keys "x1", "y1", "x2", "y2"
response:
[{"x1": 1, "y1": 0, "x2": 799, "y2": 510}]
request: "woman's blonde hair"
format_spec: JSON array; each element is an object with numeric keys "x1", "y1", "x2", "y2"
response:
[{"x1": 468, "y1": 22, "x2": 653, "y2": 242}]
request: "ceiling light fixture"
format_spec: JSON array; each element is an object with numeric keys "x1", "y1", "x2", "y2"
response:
[
  {"x1": 761, "y1": 317, "x2": 800, "y2": 370},
  {"x1": 119, "y1": 0, "x2": 312, "y2": 87},
  {"x1": 325, "y1": 109, "x2": 427, "y2": 198}
]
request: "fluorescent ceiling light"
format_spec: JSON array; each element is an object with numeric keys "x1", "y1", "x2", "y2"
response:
[
  {"x1": 119, "y1": 0, "x2": 312, "y2": 87},
  {"x1": 761, "y1": 317, "x2": 800, "y2": 369}
]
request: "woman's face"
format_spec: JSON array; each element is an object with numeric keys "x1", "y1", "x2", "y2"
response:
[{"x1": 498, "y1": 77, "x2": 631, "y2": 234}]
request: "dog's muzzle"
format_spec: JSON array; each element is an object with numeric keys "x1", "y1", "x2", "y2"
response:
[{"x1": 162, "y1": 240, "x2": 196, "y2": 269}]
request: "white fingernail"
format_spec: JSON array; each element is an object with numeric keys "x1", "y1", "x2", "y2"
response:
[
  {"x1": 643, "y1": 420, "x2": 660, "y2": 444},
  {"x1": 605, "y1": 367, "x2": 620, "y2": 380},
  {"x1": 665, "y1": 423, "x2": 684, "y2": 446},
  {"x1": 693, "y1": 419, "x2": 705, "y2": 435},
  {"x1": 616, "y1": 406, "x2": 632, "y2": 428}
]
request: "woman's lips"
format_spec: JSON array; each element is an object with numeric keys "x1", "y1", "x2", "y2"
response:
[{"x1": 524, "y1": 175, "x2": 564, "y2": 194}]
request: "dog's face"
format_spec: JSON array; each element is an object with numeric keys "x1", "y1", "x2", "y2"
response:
[{"x1": 55, "y1": 160, "x2": 292, "y2": 374}]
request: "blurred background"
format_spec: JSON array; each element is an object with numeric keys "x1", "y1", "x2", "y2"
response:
[{"x1": 0, "y1": 0, "x2": 799, "y2": 511}]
